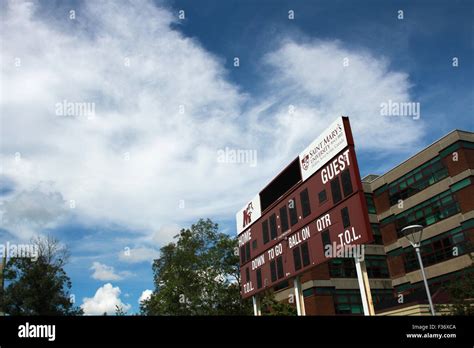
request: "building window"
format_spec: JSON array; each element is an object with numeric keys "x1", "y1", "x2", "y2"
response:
[
  {"x1": 365, "y1": 194, "x2": 377, "y2": 214},
  {"x1": 365, "y1": 255, "x2": 390, "y2": 278},
  {"x1": 314, "y1": 287, "x2": 334, "y2": 295},
  {"x1": 370, "y1": 224, "x2": 383, "y2": 245},
  {"x1": 450, "y1": 177, "x2": 472, "y2": 192},
  {"x1": 303, "y1": 288, "x2": 314, "y2": 297},
  {"x1": 300, "y1": 188, "x2": 311, "y2": 218},
  {"x1": 319, "y1": 189, "x2": 327, "y2": 204},
  {"x1": 334, "y1": 290, "x2": 363, "y2": 315},
  {"x1": 252, "y1": 239, "x2": 257, "y2": 250},
  {"x1": 341, "y1": 207, "x2": 350, "y2": 228},
  {"x1": 279, "y1": 205, "x2": 289, "y2": 232},
  {"x1": 372, "y1": 289, "x2": 395, "y2": 306},
  {"x1": 387, "y1": 156, "x2": 449, "y2": 206},
  {"x1": 245, "y1": 243, "x2": 251, "y2": 262},
  {"x1": 245, "y1": 267, "x2": 250, "y2": 282},
  {"x1": 262, "y1": 220, "x2": 269, "y2": 244},
  {"x1": 289, "y1": 198, "x2": 298, "y2": 226},
  {"x1": 402, "y1": 226, "x2": 473, "y2": 273},
  {"x1": 269, "y1": 213, "x2": 278, "y2": 240},
  {"x1": 256, "y1": 268, "x2": 262, "y2": 289},
  {"x1": 331, "y1": 177, "x2": 342, "y2": 204},
  {"x1": 394, "y1": 268, "x2": 471, "y2": 297},
  {"x1": 341, "y1": 169, "x2": 353, "y2": 197},
  {"x1": 392, "y1": 190, "x2": 460, "y2": 237},
  {"x1": 329, "y1": 258, "x2": 356, "y2": 278}
]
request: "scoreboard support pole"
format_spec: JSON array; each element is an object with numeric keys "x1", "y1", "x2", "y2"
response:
[
  {"x1": 294, "y1": 276, "x2": 306, "y2": 316},
  {"x1": 252, "y1": 295, "x2": 261, "y2": 316},
  {"x1": 355, "y1": 257, "x2": 375, "y2": 316}
]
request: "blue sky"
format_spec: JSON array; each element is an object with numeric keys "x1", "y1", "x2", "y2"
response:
[{"x1": 0, "y1": 0, "x2": 472, "y2": 314}]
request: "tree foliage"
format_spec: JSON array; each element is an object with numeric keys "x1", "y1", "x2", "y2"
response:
[
  {"x1": 0, "y1": 235, "x2": 82, "y2": 315},
  {"x1": 141, "y1": 219, "x2": 252, "y2": 315},
  {"x1": 115, "y1": 304, "x2": 127, "y2": 316},
  {"x1": 439, "y1": 264, "x2": 474, "y2": 316},
  {"x1": 260, "y1": 290, "x2": 297, "y2": 316}
]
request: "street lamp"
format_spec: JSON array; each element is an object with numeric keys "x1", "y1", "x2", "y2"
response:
[{"x1": 401, "y1": 225, "x2": 435, "y2": 316}]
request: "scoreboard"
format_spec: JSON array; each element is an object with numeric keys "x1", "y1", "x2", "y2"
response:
[{"x1": 236, "y1": 117, "x2": 372, "y2": 299}]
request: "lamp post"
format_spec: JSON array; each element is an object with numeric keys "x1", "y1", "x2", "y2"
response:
[{"x1": 401, "y1": 225, "x2": 435, "y2": 316}]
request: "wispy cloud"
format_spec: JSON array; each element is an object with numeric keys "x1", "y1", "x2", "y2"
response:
[
  {"x1": 118, "y1": 247, "x2": 160, "y2": 264},
  {"x1": 0, "y1": 0, "x2": 425, "y2": 246}
]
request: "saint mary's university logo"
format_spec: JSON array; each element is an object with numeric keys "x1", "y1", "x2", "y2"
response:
[
  {"x1": 301, "y1": 154, "x2": 310, "y2": 171},
  {"x1": 242, "y1": 202, "x2": 254, "y2": 228}
]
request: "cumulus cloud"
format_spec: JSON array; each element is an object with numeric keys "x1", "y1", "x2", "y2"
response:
[
  {"x1": 81, "y1": 283, "x2": 131, "y2": 315},
  {"x1": 138, "y1": 289, "x2": 153, "y2": 304},
  {"x1": 0, "y1": 0, "x2": 425, "y2": 244},
  {"x1": 90, "y1": 261, "x2": 132, "y2": 281}
]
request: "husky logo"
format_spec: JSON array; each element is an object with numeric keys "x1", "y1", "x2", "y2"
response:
[
  {"x1": 242, "y1": 202, "x2": 254, "y2": 228},
  {"x1": 301, "y1": 154, "x2": 310, "y2": 171}
]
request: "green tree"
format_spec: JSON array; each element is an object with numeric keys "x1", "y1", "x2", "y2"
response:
[
  {"x1": 260, "y1": 290, "x2": 297, "y2": 316},
  {"x1": 141, "y1": 218, "x2": 252, "y2": 315},
  {"x1": 438, "y1": 264, "x2": 474, "y2": 315},
  {"x1": 0, "y1": 235, "x2": 83, "y2": 315},
  {"x1": 115, "y1": 304, "x2": 127, "y2": 316}
]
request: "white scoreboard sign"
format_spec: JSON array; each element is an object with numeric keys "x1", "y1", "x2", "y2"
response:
[
  {"x1": 236, "y1": 194, "x2": 262, "y2": 235},
  {"x1": 298, "y1": 117, "x2": 348, "y2": 182}
]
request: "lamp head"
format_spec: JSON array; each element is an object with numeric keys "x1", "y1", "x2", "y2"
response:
[{"x1": 401, "y1": 225, "x2": 424, "y2": 248}]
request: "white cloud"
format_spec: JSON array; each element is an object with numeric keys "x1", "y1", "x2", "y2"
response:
[
  {"x1": 260, "y1": 39, "x2": 425, "y2": 156},
  {"x1": 81, "y1": 283, "x2": 131, "y2": 315},
  {"x1": 118, "y1": 247, "x2": 160, "y2": 264},
  {"x1": 90, "y1": 262, "x2": 132, "y2": 281},
  {"x1": 138, "y1": 289, "x2": 153, "y2": 304},
  {"x1": 0, "y1": 1, "x2": 426, "y2": 244},
  {"x1": 0, "y1": 184, "x2": 67, "y2": 240},
  {"x1": 151, "y1": 224, "x2": 181, "y2": 245}
]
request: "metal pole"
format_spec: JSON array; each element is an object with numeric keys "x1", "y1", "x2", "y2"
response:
[
  {"x1": 0, "y1": 254, "x2": 5, "y2": 316},
  {"x1": 360, "y1": 258, "x2": 375, "y2": 315},
  {"x1": 294, "y1": 276, "x2": 306, "y2": 316},
  {"x1": 415, "y1": 247, "x2": 435, "y2": 316},
  {"x1": 252, "y1": 295, "x2": 261, "y2": 316},
  {"x1": 355, "y1": 257, "x2": 373, "y2": 316}
]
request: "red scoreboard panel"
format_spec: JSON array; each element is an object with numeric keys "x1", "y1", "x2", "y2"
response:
[{"x1": 236, "y1": 117, "x2": 372, "y2": 299}]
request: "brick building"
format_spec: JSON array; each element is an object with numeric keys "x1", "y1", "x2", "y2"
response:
[{"x1": 274, "y1": 129, "x2": 473, "y2": 315}]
